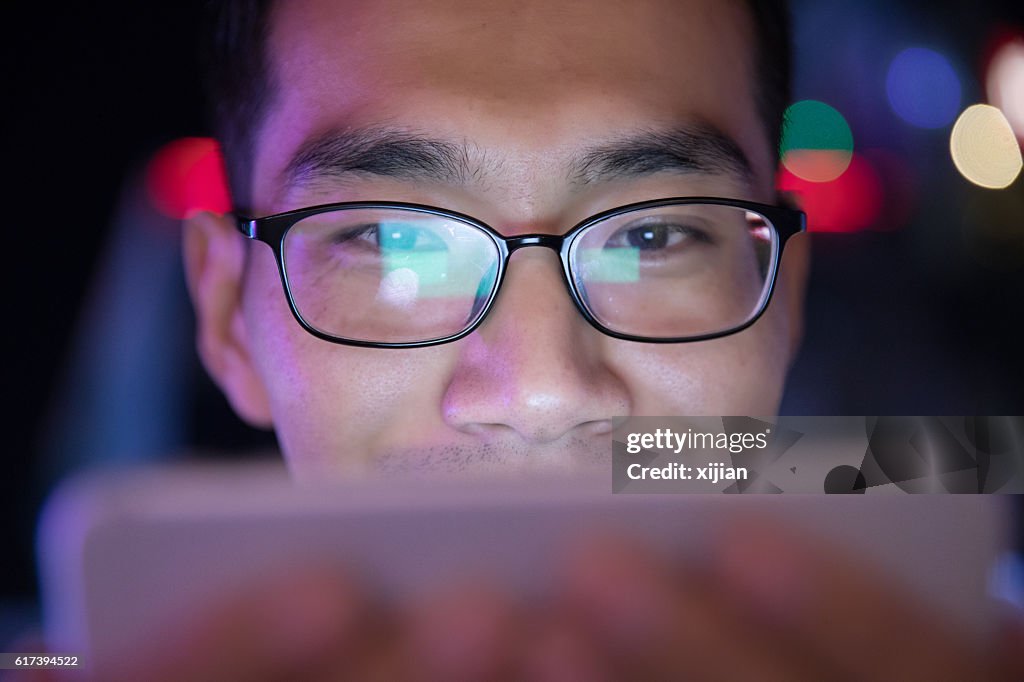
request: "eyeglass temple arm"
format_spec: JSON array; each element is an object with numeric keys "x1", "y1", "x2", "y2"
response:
[{"x1": 236, "y1": 217, "x2": 259, "y2": 239}]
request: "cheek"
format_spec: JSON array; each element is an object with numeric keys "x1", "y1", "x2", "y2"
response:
[
  {"x1": 240, "y1": 247, "x2": 453, "y2": 472},
  {"x1": 610, "y1": 303, "x2": 792, "y2": 416}
]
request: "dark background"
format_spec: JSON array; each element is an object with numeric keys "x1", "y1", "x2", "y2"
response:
[{"x1": 3, "y1": 0, "x2": 1023, "y2": 641}]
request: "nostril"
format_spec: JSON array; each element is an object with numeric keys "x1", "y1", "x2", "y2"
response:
[{"x1": 583, "y1": 419, "x2": 615, "y2": 437}]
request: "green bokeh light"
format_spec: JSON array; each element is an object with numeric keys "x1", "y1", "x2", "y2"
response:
[{"x1": 780, "y1": 100, "x2": 854, "y2": 155}]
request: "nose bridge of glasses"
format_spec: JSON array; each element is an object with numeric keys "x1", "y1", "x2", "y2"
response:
[{"x1": 504, "y1": 234, "x2": 564, "y2": 255}]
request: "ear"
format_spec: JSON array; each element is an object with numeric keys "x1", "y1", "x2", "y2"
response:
[
  {"x1": 183, "y1": 211, "x2": 274, "y2": 428},
  {"x1": 778, "y1": 231, "x2": 811, "y2": 364}
]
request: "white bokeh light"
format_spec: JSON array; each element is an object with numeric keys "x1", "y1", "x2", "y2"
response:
[{"x1": 950, "y1": 104, "x2": 1023, "y2": 190}]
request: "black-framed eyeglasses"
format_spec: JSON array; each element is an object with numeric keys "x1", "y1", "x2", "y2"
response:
[{"x1": 236, "y1": 198, "x2": 805, "y2": 348}]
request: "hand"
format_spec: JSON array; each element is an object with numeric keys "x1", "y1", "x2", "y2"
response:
[
  {"x1": 102, "y1": 572, "x2": 521, "y2": 682},
  {"x1": 13, "y1": 524, "x2": 1022, "y2": 681},
  {"x1": 94, "y1": 568, "x2": 379, "y2": 682},
  {"x1": 350, "y1": 521, "x2": 1024, "y2": 681},
  {"x1": 513, "y1": 522, "x2": 1024, "y2": 682}
]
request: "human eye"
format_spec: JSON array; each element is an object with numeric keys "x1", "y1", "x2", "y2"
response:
[
  {"x1": 329, "y1": 220, "x2": 448, "y2": 253},
  {"x1": 603, "y1": 219, "x2": 712, "y2": 253},
  {"x1": 326, "y1": 223, "x2": 380, "y2": 250}
]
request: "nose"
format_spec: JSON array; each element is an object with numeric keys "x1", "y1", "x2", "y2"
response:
[{"x1": 442, "y1": 248, "x2": 630, "y2": 444}]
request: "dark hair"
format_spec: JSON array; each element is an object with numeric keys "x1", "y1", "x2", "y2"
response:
[
  {"x1": 201, "y1": 0, "x2": 276, "y2": 208},
  {"x1": 745, "y1": 0, "x2": 793, "y2": 166},
  {"x1": 202, "y1": 0, "x2": 792, "y2": 208}
]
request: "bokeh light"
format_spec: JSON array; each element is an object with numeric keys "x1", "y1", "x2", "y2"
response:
[
  {"x1": 780, "y1": 100, "x2": 854, "y2": 182},
  {"x1": 950, "y1": 104, "x2": 1023, "y2": 189},
  {"x1": 145, "y1": 137, "x2": 232, "y2": 220},
  {"x1": 886, "y1": 47, "x2": 962, "y2": 129},
  {"x1": 986, "y1": 37, "x2": 1024, "y2": 140},
  {"x1": 777, "y1": 153, "x2": 883, "y2": 233}
]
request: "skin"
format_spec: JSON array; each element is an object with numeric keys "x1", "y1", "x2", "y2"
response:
[{"x1": 185, "y1": 0, "x2": 810, "y2": 479}]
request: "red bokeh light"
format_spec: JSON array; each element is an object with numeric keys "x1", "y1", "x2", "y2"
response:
[
  {"x1": 777, "y1": 153, "x2": 884, "y2": 232},
  {"x1": 145, "y1": 137, "x2": 232, "y2": 220}
]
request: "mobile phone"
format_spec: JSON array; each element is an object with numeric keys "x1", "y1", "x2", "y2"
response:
[{"x1": 37, "y1": 462, "x2": 1009, "y2": 676}]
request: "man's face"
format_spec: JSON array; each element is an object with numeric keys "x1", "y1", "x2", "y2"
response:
[{"x1": 191, "y1": 0, "x2": 808, "y2": 478}]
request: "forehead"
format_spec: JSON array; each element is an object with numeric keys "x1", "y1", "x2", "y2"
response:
[{"x1": 253, "y1": 0, "x2": 768, "y2": 211}]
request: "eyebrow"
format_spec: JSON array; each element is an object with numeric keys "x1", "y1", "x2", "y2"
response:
[
  {"x1": 283, "y1": 128, "x2": 479, "y2": 190},
  {"x1": 570, "y1": 126, "x2": 752, "y2": 185},
  {"x1": 282, "y1": 124, "x2": 752, "y2": 193}
]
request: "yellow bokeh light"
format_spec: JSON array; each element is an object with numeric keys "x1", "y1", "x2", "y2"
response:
[
  {"x1": 986, "y1": 40, "x2": 1024, "y2": 140},
  {"x1": 950, "y1": 104, "x2": 1023, "y2": 189}
]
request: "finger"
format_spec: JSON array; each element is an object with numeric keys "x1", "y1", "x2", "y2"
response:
[
  {"x1": 106, "y1": 568, "x2": 366, "y2": 682},
  {"x1": 517, "y1": 608, "x2": 613, "y2": 682},
  {"x1": 560, "y1": 536, "x2": 829, "y2": 682},
  {"x1": 713, "y1": 519, "x2": 992, "y2": 682},
  {"x1": 400, "y1": 582, "x2": 521, "y2": 681},
  {"x1": 306, "y1": 604, "x2": 403, "y2": 682}
]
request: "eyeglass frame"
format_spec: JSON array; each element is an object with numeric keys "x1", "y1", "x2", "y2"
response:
[{"x1": 235, "y1": 196, "x2": 806, "y2": 349}]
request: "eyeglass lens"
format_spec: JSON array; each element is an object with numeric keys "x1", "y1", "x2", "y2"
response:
[
  {"x1": 569, "y1": 204, "x2": 775, "y2": 339},
  {"x1": 283, "y1": 209, "x2": 500, "y2": 343}
]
